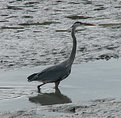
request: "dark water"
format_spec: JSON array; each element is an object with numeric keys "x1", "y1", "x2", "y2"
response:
[{"x1": 0, "y1": 0, "x2": 121, "y2": 70}]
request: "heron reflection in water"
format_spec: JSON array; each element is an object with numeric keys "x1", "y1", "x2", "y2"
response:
[
  {"x1": 29, "y1": 88, "x2": 72, "y2": 105},
  {"x1": 28, "y1": 22, "x2": 95, "y2": 92}
]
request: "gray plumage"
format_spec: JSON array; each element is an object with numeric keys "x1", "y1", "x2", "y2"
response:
[{"x1": 27, "y1": 21, "x2": 95, "y2": 91}]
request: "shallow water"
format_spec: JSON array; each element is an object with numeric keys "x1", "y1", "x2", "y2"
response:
[
  {"x1": 0, "y1": 58, "x2": 121, "y2": 112},
  {"x1": 0, "y1": 0, "x2": 121, "y2": 70}
]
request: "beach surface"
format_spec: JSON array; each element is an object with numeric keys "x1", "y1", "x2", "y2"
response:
[
  {"x1": 0, "y1": 58, "x2": 121, "y2": 117},
  {"x1": 0, "y1": 0, "x2": 121, "y2": 117}
]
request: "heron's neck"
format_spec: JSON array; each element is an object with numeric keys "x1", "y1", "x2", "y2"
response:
[{"x1": 68, "y1": 27, "x2": 77, "y2": 66}]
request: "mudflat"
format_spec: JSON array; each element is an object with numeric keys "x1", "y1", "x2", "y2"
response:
[{"x1": 0, "y1": 58, "x2": 121, "y2": 117}]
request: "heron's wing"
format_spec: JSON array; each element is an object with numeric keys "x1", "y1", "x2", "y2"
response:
[{"x1": 36, "y1": 64, "x2": 68, "y2": 82}]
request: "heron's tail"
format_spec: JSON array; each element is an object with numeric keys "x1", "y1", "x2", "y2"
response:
[{"x1": 27, "y1": 73, "x2": 38, "y2": 82}]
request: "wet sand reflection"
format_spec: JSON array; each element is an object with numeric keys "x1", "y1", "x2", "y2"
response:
[{"x1": 29, "y1": 88, "x2": 72, "y2": 105}]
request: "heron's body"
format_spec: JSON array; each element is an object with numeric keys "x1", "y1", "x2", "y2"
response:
[
  {"x1": 29, "y1": 60, "x2": 70, "y2": 82},
  {"x1": 27, "y1": 21, "x2": 95, "y2": 91}
]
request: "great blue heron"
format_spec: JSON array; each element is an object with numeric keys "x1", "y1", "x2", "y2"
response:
[{"x1": 28, "y1": 22, "x2": 95, "y2": 92}]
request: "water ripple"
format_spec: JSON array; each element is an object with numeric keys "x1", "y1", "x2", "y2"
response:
[{"x1": 0, "y1": 0, "x2": 121, "y2": 70}]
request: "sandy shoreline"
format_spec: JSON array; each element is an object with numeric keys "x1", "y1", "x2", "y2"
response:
[{"x1": 1, "y1": 98, "x2": 121, "y2": 118}]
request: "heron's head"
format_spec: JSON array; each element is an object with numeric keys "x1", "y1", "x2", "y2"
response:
[{"x1": 72, "y1": 21, "x2": 96, "y2": 28}]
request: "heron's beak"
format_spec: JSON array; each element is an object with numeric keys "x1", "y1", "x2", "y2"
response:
[{"x1": 82, "y1": 23, "x2": 96, "y2": 26}]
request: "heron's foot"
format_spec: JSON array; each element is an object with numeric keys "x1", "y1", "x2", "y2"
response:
[
  {"x1": 37, "y1": 83, "x2": 45, "y2": 93},
  {"x1": 54, "y1": 86, "x2": 59, "y2": 90},
  {"x1": 37, "y1": 86, "x2": 41, "y2": 93},
  {"x1": 55, "y1": 88, "x2": 61, "y2": 94}
]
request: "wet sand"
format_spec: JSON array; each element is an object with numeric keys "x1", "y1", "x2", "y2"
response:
[
  {"x1": 0, "y1": 0, "x2": 121, "y2": 117},
  {"x1": 0, "y1": 58, "x2": 121, "y2": 117}
]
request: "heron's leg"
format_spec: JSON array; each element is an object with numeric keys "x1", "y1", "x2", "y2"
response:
[
  {"x1": 55, "y1": 81, "x2": 60, "y2": 89},
  {"x1": 55, "y1": 88, "x2": 61, "y2": 94},
  {"x1": 37, "y1": 83, "x2": 45, "y2": 93}
]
